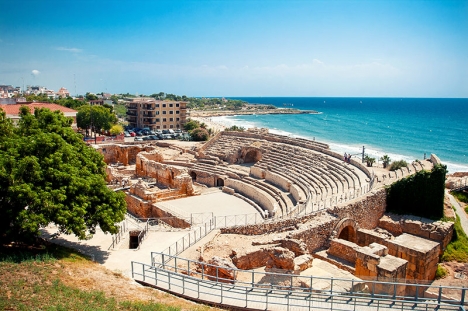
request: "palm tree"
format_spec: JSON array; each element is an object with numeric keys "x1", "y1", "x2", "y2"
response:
[
  {"x1": 365, "y1": 155, "x2": 376, "y2": 167},
  {"x1": 380, "y1": 154, "x2": 391, "y2": 169}
]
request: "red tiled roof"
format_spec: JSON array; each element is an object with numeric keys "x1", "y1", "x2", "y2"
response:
[{"x1": 0, "y1": 103, "x2": 77, "y2": 115}]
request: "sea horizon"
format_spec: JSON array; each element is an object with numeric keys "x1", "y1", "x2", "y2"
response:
[{"x1": 212, "y1": 97, "x2": 468, "y2": 174}]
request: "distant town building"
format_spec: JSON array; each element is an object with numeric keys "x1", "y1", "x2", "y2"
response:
[
  {"x1": 0, "y1": 85, "x2": 21, "y2": 98},
  {"x1": 126, "y1": 98, "x2": 187, "y2": 130},
  {"x1": 57, "y1": 87, "x2": 70, "y2": 98},
  {"x1": 89, "y1": 99, "x2": 113, "y2": 106},
  {"x1": 0, "y1": 103, "x2": 78, "y2": 128}
]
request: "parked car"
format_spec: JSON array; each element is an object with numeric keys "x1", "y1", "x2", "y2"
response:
[
  {"x1": 142, "y1": 136, "x2": 151, "y2": 141},
  {"x1": 124, "y1": 131, "x2": 131, "y2": 137},
  {"x1": 149, "y1": 135, "x2": 159, "y2": 140},
  {"x1": 134, "y1": 137, "x2": 143, "y2": 141},
  {"x1": 130, "y1": 132, "x2": 136, "y2": 137}
]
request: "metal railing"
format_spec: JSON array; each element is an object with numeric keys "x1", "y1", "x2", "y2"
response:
[
  {"x1": 108, "y1": 221, "x2": 128, "y2": 250},
  {"x1": 137, "y1": 219, "x2": 150, "y2": 250},
  {"x1": 132, "y1": 256, "x2": 467, "y2": 311},
  {"x1": 450, "y1": 178, "x2": 468, "y2": 192}
]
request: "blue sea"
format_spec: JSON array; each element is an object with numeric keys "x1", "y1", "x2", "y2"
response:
[{"x1": 213, "y1": 97, "x2": 468, "y2": 173}]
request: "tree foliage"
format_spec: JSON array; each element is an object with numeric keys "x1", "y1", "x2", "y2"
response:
[
  {"x1": 109, "y1": 124, "x2": 124, "y2": 135},
  {"x1": 389, "y1": 160, "x2": 408, "y2": 171},
  {"x1": 76, "y1": 105, "x2": 117, "y2": 135},
  {"x1": 183, "y1": 119, "x2": 201, "y2": 131},
  {"x1": 190, "y1": 128, "x2": 209, "y2": 141},
  {"x1": 0, "y1": 107, "x2": 126, "y2": 243},
  {"x1": 380, "y1": 154, "x2": 391, "y2": 169},
  {"x1": 386, "y1": 164, "x2": 447, "y2": 219}
]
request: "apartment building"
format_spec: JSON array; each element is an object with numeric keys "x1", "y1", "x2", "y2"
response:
[{"x1": 126, "y1": 98, "x2": 187, "y2": 130}]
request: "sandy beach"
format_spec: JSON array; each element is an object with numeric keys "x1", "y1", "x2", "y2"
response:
[{"x1": 191, "y1": 116, "x2": 227, "y2": 133}]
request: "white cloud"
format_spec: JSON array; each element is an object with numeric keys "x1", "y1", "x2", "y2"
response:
[
  {"x1": 31, "y1": 69, "x2": 40, "y2": 76},
  {"x1": 56, "y1": 47, "x2": 83, "y2": 53}
]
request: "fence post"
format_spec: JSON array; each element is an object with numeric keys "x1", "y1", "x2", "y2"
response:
[
  {"x1": 175, "y1": 257, "x2": 177, "y2": 273},
  {"x1": 438, "y1": 285, "x2": 442, "y2": 304},
  {"x1": 131, "y1": 261, "x2": 134, "y2": 278},
  {"x1": 461, "y1": 288, "x2": 466, "y2": 305},
  {"x1": 162, "y1": 254, "x2": 165, "y2": 269}
]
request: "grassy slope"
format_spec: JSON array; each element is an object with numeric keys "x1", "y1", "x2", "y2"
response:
[
  {"x1": 0, "y1": 243, "x2": 215, "y2": 311},
  {"x1": 441, "y1": 214, "x2": 468, "y2": 262}
]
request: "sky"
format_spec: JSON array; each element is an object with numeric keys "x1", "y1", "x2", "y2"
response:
[{"x1": 1, "y1": 0, "x2": 467, "y2": 97}]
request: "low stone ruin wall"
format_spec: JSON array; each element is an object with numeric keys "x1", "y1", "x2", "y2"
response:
[
  {"x1": 221, "y1": 189, "x2": 387, "y2": 253},
  {"x1": 378, "y1": 214, "x2": 453, "y2": 253},
  {"x1": 97, "y1": 144, "x2": 146, "y2": 165}
]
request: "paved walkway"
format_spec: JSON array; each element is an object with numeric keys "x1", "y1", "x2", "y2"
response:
[
  {"x1": 41, "y1": 223, "x2": 189, "y2": 277},
  {"x1": 446, "y1": 190, "x2": 468, "y2": 235},
  {"x1": 132, "y1": 262, "x2": 462, "y2": 311}
]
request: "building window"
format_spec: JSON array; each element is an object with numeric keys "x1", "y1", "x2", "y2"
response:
[
  {"x1": 157, "y1": 125, "x2": 160, "y2": 129},
  {"x1": 170, "y1": 118, "x2": 174, "y2": 121},
  {"x1": 170, "y1": 124, "x2": 174, "y2": 128},
  {"x1": 156, "y1": 111, "x2": 160, "y2": 115},
  {"x1": 176, "y1": 103, "x2": 179, "y2": 107},
  {"x1": 176, "y1": 118, "x2": 180, "y2": 121},
  {"x1": 163, "y1": 118, "x2": 167, "y2": 122},
  {"x1": 169, "y1": 103, "x2": 173, "y2": 107},
  {"x1": 155, "y1": 104, "x2": 159, "y2": 108},
  {"x1": 156, "y1": 118, "x2": 160, "y2": 122},
  {"x1": 162, "y1": 104, "x2": 166, "y2": 108},
  {"x1": 163, "y1": 125, "x2": 166, "y2": 129},
  {"x1": 169, "y1": 111, "x2": 174, "y2": 114},
  {"x1": 176, "y1": 111, "x2": 180, "y2": 114},
  {"x1": 162, "y1": 111, "x2": 166, "y2": 114}
]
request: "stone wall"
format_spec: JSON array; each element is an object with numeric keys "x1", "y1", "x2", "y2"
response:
[
  {"x1": 328, "y1": 239, "x2": 358, "y2": 264},
  {"x1": 98, "y1": 144, "x2": 146, "y2": 165},
  {"x1": 378, "y1": 214, "x2": 453, "y2": 253},
  {"x1": 224, "y1": 178, "x2": 279, "y2": 216},
  {"x1": 385, "y1": 234, "x2": 440, "y2": 281},
  {"x1": 327, "y1": 189, "x2": 387, "y2": 230},
  {"x1": 136, "y1": 152, "x2": 195, "y2": 196}
]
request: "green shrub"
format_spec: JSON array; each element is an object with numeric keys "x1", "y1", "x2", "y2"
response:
[
  {"x1": 435, "y1": 264, "x2": 448, "y2": 279},
  {"x1": 441, "y1": 214, "x2": 468, "y2": 262},
  {"x1": 225, "y1": 125, "x2": 245, "y2": 132},
  {"x1": 389, "y1": 160, "x2": 408, "y2": 171},
  {"x1": 451, "y1": 190, "x2": 468, "y2": 203},
  {"x1": 190, "y1": 128, "x2": 209, "y2": 141},
  {"x1": 386, "y1": 164, "x2": 447, "y2": 219}
]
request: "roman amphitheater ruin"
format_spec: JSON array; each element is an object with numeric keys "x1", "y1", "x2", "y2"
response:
[{"x1": 97, "y1": 128, "x2": 465, "y2": 310}]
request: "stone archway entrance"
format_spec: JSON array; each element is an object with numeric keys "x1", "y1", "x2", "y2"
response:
[
  {"x1": 332, "y1": 218, "x2": 358, "y2": 243},
  {"x1": 338, "y1": 225, "x2": 356, "y2": 242},
  {"x1": 216, "y1": 178, "x2": 224, "y2": 187},
  {"x1": 243, "y1": 149, "x2": 262, "y2": 163},
  {"x1": 190, "y1": 171, "x2": 197, "y2": 181}
]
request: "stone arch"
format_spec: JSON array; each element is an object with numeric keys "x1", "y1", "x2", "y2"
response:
[
  {"x1": 332, "y1": 218, "x2": 358, "y2": 243},
  {"x1": 190, "y1": 171, "x2": 197, "y2": 181},
  {"x1": 216, "y1": 177, "x2": 224, "y2": 187},
  {"x1": 240, "y1": 147, "x2": 262, "y2": 164}
]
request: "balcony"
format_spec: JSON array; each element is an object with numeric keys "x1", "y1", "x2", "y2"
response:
[
  {"x1": 127, "y1": 105, "x2": 138, "y2": 110},
  {"x1": 127, "y1": 111, "x2": 137, "y2": 116}
]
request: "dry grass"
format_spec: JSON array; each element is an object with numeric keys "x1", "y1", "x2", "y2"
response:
[{"x1": 0, "y1": 242, "x2": 220, "y2": 311}]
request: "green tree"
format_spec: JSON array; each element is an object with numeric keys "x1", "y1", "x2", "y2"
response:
[
  {"x1": 380, "y1": 154, "x2": 391, "y2": 169},
  {"x1": 190, "y1": 127, "x2": 209, "y2": 141},
  {"x1": 364, "y1": 155, "x2": 376, "y2": 167},
  {"x1": 109, "y1": 124, "x2": 124, "y2": 135},
  {"x1": 0, "y1": 107, "x2": 126, "y2": 243},
  {"x1": 110, "y1": 95, "x2": 119, "y2": 105},
  {"x1": 184, "y1": 119, "x2": 201, "y2": 131},
  {"x1": 77, "y1": 105, "x2": 117, "y2": 135},
  {"x1": 85, "y1": 92, "x2": 98, "y2": 101}
]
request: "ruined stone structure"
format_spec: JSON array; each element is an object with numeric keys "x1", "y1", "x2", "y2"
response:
[{"x1": 97, "y1": 128, "x2": 453, "y2": 293}]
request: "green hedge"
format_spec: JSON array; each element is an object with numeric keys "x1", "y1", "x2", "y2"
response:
[{"x1": 386, "y1": 164, "x2": 447, "y2": 219}]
